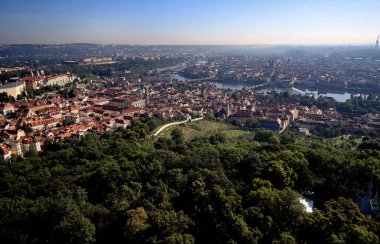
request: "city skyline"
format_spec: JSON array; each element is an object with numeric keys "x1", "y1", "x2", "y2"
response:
[{"x1": 1, "y1": 0, "x2": 380, "y2": 45}]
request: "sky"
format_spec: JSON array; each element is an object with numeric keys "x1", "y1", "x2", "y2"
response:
[{"x1": 0, "y1": 0, "x2": 379, "y2": 45}]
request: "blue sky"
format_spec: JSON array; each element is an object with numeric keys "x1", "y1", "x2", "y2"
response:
[{"x1": 0, "y1": 0, "x2": 379, "y2": 45}]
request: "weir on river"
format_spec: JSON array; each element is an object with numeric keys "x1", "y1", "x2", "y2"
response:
[{"x1": 291, "y1": 87, "x2": 306, "y2": 94}]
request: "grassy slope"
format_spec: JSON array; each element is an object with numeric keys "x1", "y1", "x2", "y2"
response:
[
  {"x1": 159, "y1": 120, "x2": 250, "y2": 141},
  {"x1": 159, "y1": 120, "x2": 363, "y2": 151},
  {"x1": 295, "y1": 134, "x2": 363, "y2": 151}
]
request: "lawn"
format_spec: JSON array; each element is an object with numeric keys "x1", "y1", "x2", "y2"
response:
[
  {"x1": 221, "y1": 130, "x2": 252, "y2": 140},
  {"x1": 327, "y1": 136, "x2": 363, "y2": 150},
  {"x1": 295, "y1": 134, "x2": 363, "y2": 151},
  {"x1": 160, "y1": 120, "x2": 240, "y2": 141}
]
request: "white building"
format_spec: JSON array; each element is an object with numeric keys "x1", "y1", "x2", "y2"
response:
[
  {"x1": 0, "y1": 81, "x2": 26, "y2": 98},
  {"x1": 45, "y1": 74, "x2": 76, "y2": 86}
]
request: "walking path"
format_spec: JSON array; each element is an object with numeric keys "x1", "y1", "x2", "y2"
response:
[{"x1": 153, "y1": 117, "x2": 203, "y2": 137}]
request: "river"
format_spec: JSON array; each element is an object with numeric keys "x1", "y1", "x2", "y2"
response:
[
  {"x1": 209, "y1": 80, "x2": 367, "y2": 102},
  {"x1": 168, "y1": 73, "x2": 366, "y2": 103},
  {"x1": 257, "y1": 86, "x2": 364, "y2": 103}
]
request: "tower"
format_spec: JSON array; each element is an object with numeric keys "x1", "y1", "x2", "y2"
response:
[
  {"x1": 145, "y1": 85, "x2": 151, "y2": 106},
  {"x1": 376, "y1": 34, "x2": 379, "y2": 49}
]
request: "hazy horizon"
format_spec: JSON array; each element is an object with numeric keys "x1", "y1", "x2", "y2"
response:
[
  {"x1": 1, "y1": 0, "x2": 379, "y2": 45},
  {"x1": 0, "y1": 43, "x2": 377, "y2": 47}
]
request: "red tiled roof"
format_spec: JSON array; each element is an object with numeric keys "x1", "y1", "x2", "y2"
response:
[{"x1": 21, "y1": 76, "x2": 45, "y2": 82}]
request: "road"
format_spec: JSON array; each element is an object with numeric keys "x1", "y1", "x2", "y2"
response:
[{"x1": 153, "y1": 117, "x2": 203, "y2": 137}]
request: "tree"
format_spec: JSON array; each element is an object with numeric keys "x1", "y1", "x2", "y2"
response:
[
  {"x1": 204, "y1": 111, "x2": 216, "y2": 121},
  {"x1": 63, "y1": 118, "x2": 76, "y2": 126},
  {"x1": 147, "y1": 117, "x2": 161, "y2": 131},
  {"x1": 262, "y1": 160, "x2": 296, "y2": 189},
  {"x1": 0, "y1": 92, "x2": 15, "y2": 102},
  {"x1": 171, "y1": 128, "x2": 184, "y2": 145},
  {"x1": 1, "y1": 116, "x2": 380, "y2": 243},
  {"x1": 209, "y1": 133, "x2": 226, "y2": 145},
  {"x1": 185, "y1": 145, "x2": 220, "y2": 170},
  {"x1": 217, "y1": 145, "x2": 246, "y2": 175},
  {"x1": 254, "y1": 130, "x2": 280, "y2": 144},
  {"x1": 154, "y1": 137, "x2": 176, "y2": 150},
  {"x1": 124, "y1": 207, "x2": 150, "y2": 236},
  {"x1": 301, "y1": 198, "x2": 379, "y2": 244},
  {"x1": 276, "y1": 232, "x2": 297, "y2": 244},
  {"x1": 280, "y1": 131, "x2": 296, "y2": 144},
  {"x1": 164, "y1": 233, "x2": 195, "y2": 244},
  {"x1": 21, "y1": 124, "x2": 33, "y2": 133},
  {"x1": 150, "y1": 210, "x2": 194, "y2": 237},
  {"x1": 246, "y1": 187, "x2": 305, "y2": 242},
  {"x1": 359, "y1": 138, "x2": 380, "y2": 150},
  {"x1": 53, "y1": 212, "x2": 96, "y2": 244},
  {"x1": 245, "y1": 119, "x2": 261, "y2": 129}
]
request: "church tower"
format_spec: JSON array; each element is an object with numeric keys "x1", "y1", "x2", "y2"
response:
[
  {"x1": 376, "y1": 34, "x2": 379, "y2": 49},
  {"x1": 145, "y1": 85, "x2": 151, "y2": 106}
]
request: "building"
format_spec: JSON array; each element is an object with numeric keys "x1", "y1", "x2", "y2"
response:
[
  {"x1": 108, "y1": 98, "x2": 129, "y2": 109},
  {"x1": 45, "y1": 73, "x2": 76, "y2": 86},
  {"x1": 21, "y1": 76, "x2": 45, "y2": 93},
  {"x1": 21, "y1": 73, "x2": 77, "y2": 92},
  {"x1": 129, "y1": 96, "x2": 146, "y2": 108},
  {"x1": 286, "y1": 108, "x2": 299, "y2": 121},
  {"x1": 259, "y1": 118, "x2": 282, "y2": 132},
  {"x1": 0, "y1": 103, "x2": 15, "y2": 115},
  {"x1": 108, "y1": 97, "x2": 146, "y2": 109},
  {"x1": 299, "y1": 127, "x2": 310, "y2": 136},
  {"x1": 0, "y1": 81, "x2": 26, "y2": 98},
  {"x1": 81, "y1": 57, "x2": 113, "y2": 64},
  {"x1": 29, "y1": 117, "x2": 59, "y2": 130},
  {"x1": 114, "y1": 118, "x2": 131, "y2": 128}
]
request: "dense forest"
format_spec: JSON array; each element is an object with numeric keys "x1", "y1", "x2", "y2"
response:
[{"x1": 0, "y1": 119, "x2": 379, "y2": 243}]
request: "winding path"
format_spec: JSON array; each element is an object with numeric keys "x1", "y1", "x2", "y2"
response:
[{"x1": 153, "y1": 117, "x2": 204, "y2": 137}]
